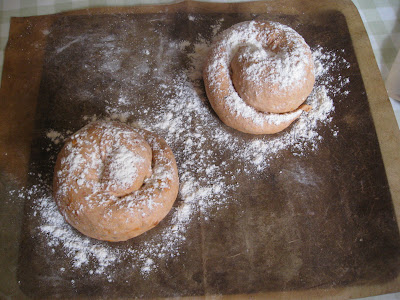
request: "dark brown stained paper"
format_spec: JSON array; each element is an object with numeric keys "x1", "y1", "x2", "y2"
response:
[{"x1": 0, "y1": 3, "x2": 399, "y2": 299}]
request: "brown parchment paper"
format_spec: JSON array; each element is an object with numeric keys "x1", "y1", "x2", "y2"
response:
[{"x1": 1, "y1": 0, "x2": 400, "y2": 299}]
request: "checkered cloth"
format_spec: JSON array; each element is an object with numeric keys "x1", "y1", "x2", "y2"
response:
[
  {"x1": 353, "y1": 0, "x2": 400, "y2": 79},
  {"x1": 352, "y1": 0, "x2": 400, "y2": 127},
  {"x1": 1, "y1": 0, "x2": 400, "y2": 126}
]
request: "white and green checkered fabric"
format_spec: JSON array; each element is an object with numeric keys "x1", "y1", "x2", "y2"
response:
[
  {"x1": 352, "y1": 0, "x2": 400, "y2": 127},
  {"x1": 353, "y1": 0, "x2": 400, "y2": 79}
]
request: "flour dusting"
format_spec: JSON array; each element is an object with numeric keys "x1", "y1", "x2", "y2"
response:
[{"x1": 16, "y1": 19, "x2": 350, "y2": 283}]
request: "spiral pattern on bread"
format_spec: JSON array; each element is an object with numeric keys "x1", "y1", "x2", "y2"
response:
[
  {"x1": 203, "y1": 20, "x2": 315, "y2": 134},
  {"x1": 53, "y1": 121, "x2": 179, "y2": 242}
]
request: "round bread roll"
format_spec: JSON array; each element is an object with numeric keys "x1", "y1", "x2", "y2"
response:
[
  {"x1": 53, "y1": 121, "x2": 179, "y2": 242},
  {"x1": 203, "y1": 20, "x2": 315, "y2": 134}
]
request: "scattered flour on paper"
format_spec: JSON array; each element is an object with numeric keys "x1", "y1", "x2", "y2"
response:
[{"x1": 17, "y1": 23, "x2": 351, "y2": 281}]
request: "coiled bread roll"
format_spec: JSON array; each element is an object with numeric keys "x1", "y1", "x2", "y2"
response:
[
  {"x1": 53, "y1": 121, "x2": 179, "y2": 242},
  {"x1": 204, "y1": 20, "x2": 315, "y2": 134}
]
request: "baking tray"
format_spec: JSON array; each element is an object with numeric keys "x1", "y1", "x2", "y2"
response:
[{"x1": 1, "y1": 0, "x2": 400, "y2": 298}]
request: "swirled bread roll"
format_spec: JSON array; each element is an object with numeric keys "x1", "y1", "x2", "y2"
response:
[
  {"x1": 204, "y1": 20, "x2": 315, "y2": 134},
  {"x1": 53, "y1": 121, "x2": 179, "y2": 242}
]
